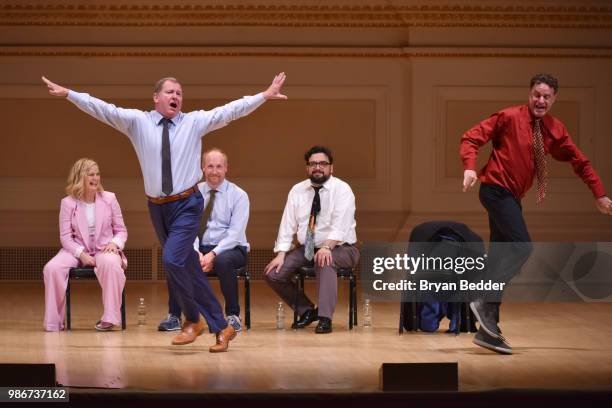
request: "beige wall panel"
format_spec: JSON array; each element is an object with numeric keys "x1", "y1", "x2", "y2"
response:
[
  {"x1": 444, "y1": 100, "x2": 580, "y2": 179},
  {"x1": 411, "y1": 57, "x2": 612, "y2": 219},
  {"x1": 0, "y1": 55, "x2": 407, "y2": 247},
  {"x1": 0, "y1": 98, "x2": 376, "y2": 179},
  {"x1": 200, "y1": 99, "x2": 376, "y2": 178}
]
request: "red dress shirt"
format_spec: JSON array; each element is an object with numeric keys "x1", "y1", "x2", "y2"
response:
[{"x1": 460, "y1": 105, "x2": 606, "y2": 200}]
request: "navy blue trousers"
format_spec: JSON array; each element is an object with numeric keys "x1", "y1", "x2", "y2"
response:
[
  {"x1": 479, "y1": 183, "x2": 534, "y2": 305},
  {"x1": 148, "y1": 191, "x2": 227, "y2": 333},
  {"x1": 169, "y1": 245, "x2": 247, "y2": 318}
]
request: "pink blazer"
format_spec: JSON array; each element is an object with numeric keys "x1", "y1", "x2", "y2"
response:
[{"x1": 59, "y1": 191, "x2": 128, "y2": 268}]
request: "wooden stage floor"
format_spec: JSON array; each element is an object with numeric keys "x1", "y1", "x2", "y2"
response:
[{"x1": 1, "y1": 281, "x2": 612, "y2": 392}]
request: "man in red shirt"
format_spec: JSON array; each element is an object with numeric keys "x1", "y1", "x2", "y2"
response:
[{"x1": 460, "y1": 73, "x2": 612, "y2": 354}]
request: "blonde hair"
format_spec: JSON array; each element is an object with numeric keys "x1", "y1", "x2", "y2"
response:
[
  {"x1": 202, "y1": 148, "x2": 228, "y2": 166},
  {"x1": 154, "y1": 77, "x2": 180, "y2": 94},
  {"x1": 65, "y1": 158, "x2": 104, "y2": 199}
]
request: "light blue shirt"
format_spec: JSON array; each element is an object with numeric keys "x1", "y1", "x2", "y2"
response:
[
  {"x1": 194, "y1": 179, "x2": 250, "y2": 255},
  {"x1": 67, "y1": 90, "x2": 265, "y2": 197}
]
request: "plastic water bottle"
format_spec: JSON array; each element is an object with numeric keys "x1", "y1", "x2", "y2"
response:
[
  {"x1": 137, "y1": 297, "x2": 146, "y2": 326},
  {"x1": 363, "y1": 298, "x2": 372, "y2": 328},
  {"x1": 276, "y1": 301, "x2": 285, "y2": 329}
]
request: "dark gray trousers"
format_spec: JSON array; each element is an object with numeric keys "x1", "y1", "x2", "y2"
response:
[{"x1": 264, "y1": 245, "x2": 360, "y2": 319}]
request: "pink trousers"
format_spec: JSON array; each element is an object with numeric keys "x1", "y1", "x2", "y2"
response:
[{"x1": 43, "y1": 249, "x2": 126, "y2": 331}]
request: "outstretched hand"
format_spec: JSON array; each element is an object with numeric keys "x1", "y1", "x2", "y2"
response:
[
  {"x1": 42, "y1": 76, "x2": 69, "y2": 97},
  {"x1": 596, "y1": 196, "x2": 612, "y2": 215},
  {"x1": 262, "y1": 72, "x2": 287, "y2": 100}
]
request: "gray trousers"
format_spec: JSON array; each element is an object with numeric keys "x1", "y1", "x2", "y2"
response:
[{"x1": 264, "y1": 245, "x2": 360, "y2": 319}]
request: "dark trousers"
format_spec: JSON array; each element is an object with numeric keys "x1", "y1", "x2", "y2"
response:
[
  {"x1": 479, "y1": 183, "x2": 534, "y2": 312},
  {"x1": 169, "y1": 245, "x2": 247, "y2": 318},
  {"x1": 264, "y1": 245, "x2": 360, "y2": 319},
  {"x1": 148, "y1": 191, "x2": 227, "y2": 333}
]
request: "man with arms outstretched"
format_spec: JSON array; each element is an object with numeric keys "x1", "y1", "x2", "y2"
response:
[{"x1": 43, "y1": 73, "x2": 287, "y2": 351}]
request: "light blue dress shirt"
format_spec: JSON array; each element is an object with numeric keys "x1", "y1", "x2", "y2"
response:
[
  {"x1": 67, "y1": 90, "x2": 265, "y2": 197},
  {"x1": 194, "y1": 179, "x2": 250, "y2": 255}
]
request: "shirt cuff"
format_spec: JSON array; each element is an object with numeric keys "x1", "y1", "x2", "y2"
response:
[
  {"x1": 463, "y1": 159, "x2": 477, "y2": 171},
  {"x1": 253, "y1": 92, "x2": 266, "y2": 105},
  {"x1": 111, "y1": 237, "x2": 125, "y2": 250},
  {"x1": 274, "y1": 242, "x2": 292, "y2": 253},
  {"x1": 591, "y1": 184, "x2": 607, "y2": 199},
  {"x1": 74, "y1": 246, "x2": 85, "y2": 259},
  {"x1": 66, "y1": 90, "x2": 86, "y2": 104},
  {"x1": 326, "y1": 231, "x2": 346, "y2": 242}
]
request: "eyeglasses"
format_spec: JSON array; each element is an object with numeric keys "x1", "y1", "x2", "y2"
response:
[{"x1": 307, "y1": 161, "x2": 331, "y2": 169}]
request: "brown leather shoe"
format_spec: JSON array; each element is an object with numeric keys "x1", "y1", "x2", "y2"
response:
[
  {"x1": 209, "y1": 325, "x2": 236, "y2": 353},
  {"x1": 171, "y1": 318, "x2": 206, "y2": 345}
]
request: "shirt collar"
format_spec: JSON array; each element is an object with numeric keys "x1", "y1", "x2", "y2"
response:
[
  {"x1": 522, "y1": 104, "x2": 552, "y2": 128},
  {"x1": 203, "y1": 179, "x2": 228, "y2": 194},
  {"x1": 151, "y1": 110, "x2": 180, "y2": 126},
  {"x1": 305, "y1": 175, "x2": 334, "y2": 191}
]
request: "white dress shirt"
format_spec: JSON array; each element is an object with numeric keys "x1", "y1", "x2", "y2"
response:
[
  {"x1": 67, "y1": 90, "x2": 265, "y2": 197},
  {"x1": 193, "y1": 179, "x2": 250, "y2": 254},
  {"x1": 274, "y1": 175, "x2": 357, "y2": 253}
]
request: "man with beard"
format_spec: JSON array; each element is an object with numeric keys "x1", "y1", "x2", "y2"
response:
[
  {"x1": 159, "y1": 148, "x2": 250, "y2": 334},
  {"x1": 461, "y1": 73, "x2": 612, "y2": 354},
  {"x1": 264, "y1": 146, "x2": 359, "y2": 334}
]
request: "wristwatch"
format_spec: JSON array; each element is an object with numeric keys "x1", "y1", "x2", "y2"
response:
[{"x1": 320, "y1": 245, "x2": 331, "y2": 251}]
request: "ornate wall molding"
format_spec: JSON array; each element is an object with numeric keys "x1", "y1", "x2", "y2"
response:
[
  {"x1": 1, "y1": 2, "x2": 612, "y2": 29},
  {"x1": 2, "y1": 46, "x2": 612, "y2": 58}
]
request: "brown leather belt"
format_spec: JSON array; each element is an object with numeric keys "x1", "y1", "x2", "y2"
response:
[{"x1": 147, "y1": 185, "x2": 199, "y2": 205}]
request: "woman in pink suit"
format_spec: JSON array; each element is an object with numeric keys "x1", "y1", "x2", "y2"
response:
[{"x1": 43, "y1": 158, "x2": 128, "y2": 332}]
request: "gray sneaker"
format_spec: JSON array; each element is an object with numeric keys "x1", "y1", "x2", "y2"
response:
[
  {"x1": 158, "y1": 314, "x2": 181, "y2": 331},
  {"x1": 473, "y1": 327, "x2": 512, "y2": 355},
  {"x1": 470, "y1": 300, "x2": 503, "y2": 340},
  {"x1": 227, "y1": 315, "x2": 242, "y2": 332}
]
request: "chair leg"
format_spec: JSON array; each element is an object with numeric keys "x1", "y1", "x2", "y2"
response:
[
  {"x1": 121, "y1": 288, "x2": 126, "y2": 330},
  {"x1": 348, "y1": 275, "x2": 354, "y2": 330},
  {"x1": 352, "y1": 273, "x2": 358, "y2": 327},
  {"x1": 244, "y1": 274, "x2": 251, "y2": 330},
  {"x1": 292, "y1": 273, "x2": 301, "y2": 329},
  {"x1": 66, "y1": 281, "x2": 71, "y2": 330},
  {"x1": 399, "y1": 303, "x2": 404, "y2": 335}
]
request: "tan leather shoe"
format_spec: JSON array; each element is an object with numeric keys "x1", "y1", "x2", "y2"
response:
[
  {"x1": 209, "y1": 325, "x2": 236, "y2": 353},
  {"x1": 171, "y1": 318, "x2": 206, "y2": 345}
]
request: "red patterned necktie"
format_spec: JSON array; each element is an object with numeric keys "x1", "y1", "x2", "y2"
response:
[{"x1": 533, "y1": 119, "x2": 547, "y2": 203}]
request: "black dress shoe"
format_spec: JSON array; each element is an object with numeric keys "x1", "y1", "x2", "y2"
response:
[
  {"x1": 470, "y1": 300, "x2": 503, "y2": 340},
  {"x1": 315, "y1": 317, "x2": 332, "y2": 334},
  {"x1": 291, "y1": 308, "x2": 318, "y2": 329}
]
